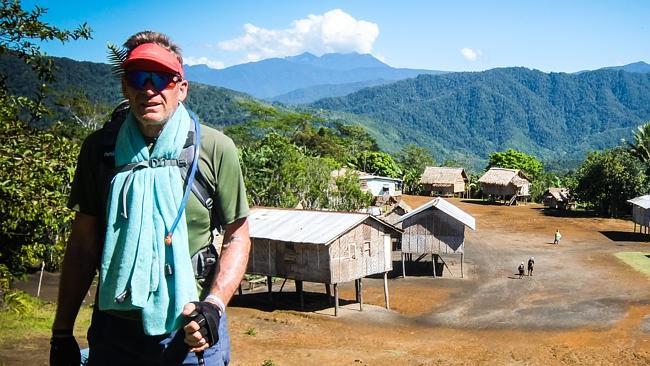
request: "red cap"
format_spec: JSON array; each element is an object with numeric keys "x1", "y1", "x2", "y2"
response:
[{"x1": 122, "y1": 43, "x2": 184, "y2": 77}]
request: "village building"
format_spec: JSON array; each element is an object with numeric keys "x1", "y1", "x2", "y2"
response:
[
  {"x1": 628, "y1": 195, "x2": 650, "y2": 235},
  {"x1": 419, "y1": 167, "x2": 469, "y2": 197},
  {"x1": 246, "y1": 207, "x2": 402, "y2": 316},
  {"x1": 359, "y1": 174, "x2": 403, "y2": 197},
  {"x1": 542, "y1": 187, "x2": 575, "y2": 210},
  {"x1": 478, "y1": 167, "x2": 531, "y2": 205},
  {"x1": 395, "y1": 197, "x2": 476, "y2": 278}
]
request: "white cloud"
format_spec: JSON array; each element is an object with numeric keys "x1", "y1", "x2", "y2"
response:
[
  {"x1": 460, "y1": 48, "x2": 482, "y2": 61},
  {"x1": 219, "y1": 9, "x2": 379, "y2": 61},
  {"x1": 184, "y1": 56, "x2": 225, "y2": 69}
]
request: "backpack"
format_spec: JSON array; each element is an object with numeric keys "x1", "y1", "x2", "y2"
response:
[{"x1": 100, "y1": 100, "x2": 217, "y2": 233}]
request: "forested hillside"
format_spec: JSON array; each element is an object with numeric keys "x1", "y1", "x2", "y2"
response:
[
  {"x1": 313, "y1": 67, "x2": 650, "y2": 169},
  {"x1": 0, "y1": 55, "x2": 252, "y2": 128}
]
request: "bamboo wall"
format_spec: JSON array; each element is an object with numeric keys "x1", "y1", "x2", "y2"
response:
[
  {"x1": 632, "y1": 206, "x2": 650, "y2": 226},
  {"x1": 247, "y1": 219, "x2": 395, "y2": 284},
  {"x1": 401, "y1": 208, "x2": 465, "y2": 254}
]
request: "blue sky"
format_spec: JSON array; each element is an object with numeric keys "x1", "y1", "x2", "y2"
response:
[{"x1": 25, "y1": 0, "x2": 649, "y2": 72}]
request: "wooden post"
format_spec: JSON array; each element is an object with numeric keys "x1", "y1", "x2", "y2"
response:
[
  {"x1": 432, "y1": 254, "x2": 437, "y2": 278},
  {"x1": 334, "y1": 283, "x2": 339, "y2": 316},
  {"x1": 383, "y1": 272, "x2": 390, "y2": 310},
  {"x1": 37, "y1": 261, "x2": 45, "y2": 297},
  {"x1": 359, "y1": 278, "x2": 363, "y2": 311},
  {"x1": 354, "y1": 279, "x2": 359, "y2": 303},
  {"x1": 401, "y1": 252, "x2": 406, "y2": 278},
  {"x1": 325, "y1": 284, "x2": 332, "y2": 305},
  {"x1": 267, "y1": 275, "x2": 273, "y2": 301},
  {"x1": 296, "y1": 280, "x2": 304, "y2": 309},
  {"x1": 237, "y1": 284, "x2": 243, "y2": 295},
  {"x1": 460, "y1": 253, "x2": 464, "y2": 279}
]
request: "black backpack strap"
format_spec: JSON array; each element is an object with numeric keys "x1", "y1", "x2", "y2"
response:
[{"x1": 102, "y1": 101, "x2": 218, "y2": 231}]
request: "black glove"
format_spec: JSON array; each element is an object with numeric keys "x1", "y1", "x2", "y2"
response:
[
  {"x1": 187, "y1": 301, "x2": 221, "y2": 346},
  {"x1": 50, "y1": 334, "x2": 80, "y2": 366}
]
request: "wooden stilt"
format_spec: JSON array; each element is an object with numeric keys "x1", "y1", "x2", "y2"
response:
[
  {"x1": 296, "y1": 280, "x2": 304, "y2": 309},
  {"x1": 383, "y1": 272, "x2": 390, "y2": 310},
  {"x1": 267, "y1": 275, "x2": 273, "y2": 301},
  {"x1": 326, "y1": 283, "x2": 332, "y2": 305},
  {"x1": 401, "y1": 252, "x2": 406, "y2": 278},
  {"x1": 237, "y1": 283, "x2": 243, "y2": 295},
  {"x1": 334, "y1": 283, "x2": 339, "y2": 316},
  {"x1": 461, "y1": 253, "x2": 464, "y2": 279},
  {"x1": 432, "y1": 254, "x2": 437, "y2": 278},
  {"x1": 359, "y1": 278, "x2": 363, "y2": 311},
  {"x1": 354, "y1": 279, "x2": 359, "y2": 303}
]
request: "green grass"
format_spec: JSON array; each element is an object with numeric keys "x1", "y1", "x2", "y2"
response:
[
  {"x1": 614, "y1": 252, "x2": 650, "y2": 277},
  {"x1": 0, "y1": 291, "x2": 93, "y2": 345}
]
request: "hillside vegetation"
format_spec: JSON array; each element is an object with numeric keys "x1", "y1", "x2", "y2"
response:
[{"x1": 313, "y1": 67, "x2": 650, "y2": 170}]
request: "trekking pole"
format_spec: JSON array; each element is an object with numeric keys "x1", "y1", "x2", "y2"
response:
[{"x1": 188, "y1": 310, "x2": 206, "y2": 366}]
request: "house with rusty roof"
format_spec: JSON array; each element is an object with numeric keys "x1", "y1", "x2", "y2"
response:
[
  {"x1": 247, "y1": 207, "x2": 402, "y2": 315},
  {"x1": 478, "y1": 167, "x2": 531, "y2": 205},
  {"x1": 419, "y1": 167, "x2": 468, "y2": 197}
]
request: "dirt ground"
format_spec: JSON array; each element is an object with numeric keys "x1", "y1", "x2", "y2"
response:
[{"x1": 8, "y1": 200, "x2": 650, "y2": 365}]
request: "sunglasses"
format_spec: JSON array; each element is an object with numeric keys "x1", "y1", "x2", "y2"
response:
[{"x1": 125, "y1": 70, "x2": 181, "y2": 92}]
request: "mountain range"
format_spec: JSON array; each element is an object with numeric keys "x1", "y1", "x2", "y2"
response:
[
  {"x1": 184, "y1": 52, "x2": 445, "y2": 102},
  {"x1": 313, "y1": 66, "x2": 650, "y2": 170},
  {"x1": 3, "y1": 53, "x2": 650, "y2": 171}
]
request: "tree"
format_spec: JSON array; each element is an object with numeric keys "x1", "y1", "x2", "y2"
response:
[
  {"x1": 574, "y1": 148, "x2": 647, "y2": 217},
  {"x1": 487, "y1": 148, "x2": 543, "y2": 180},
  {"x1": 0, "y1": 1, "x2": 91, "y2": 289},
  {"x1": 351, "y1": 151, "x2": 402, "y2": 178},
  {"x1": 0, "y1": 0, "x2": 92, "y2": 121},
  {"x1": 628, "y1": 122, "x2": 650, "y2": 164},
  {"x1": 396, "y1": 144, "x2": 435, "y2": 194}
]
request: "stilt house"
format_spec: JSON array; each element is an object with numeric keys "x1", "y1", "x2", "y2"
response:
[
  {"x1": 478, "y1": 168, "x2": 531, "y2": 205},
  {"x1": 419, "y1": 167, "x2": 469, "y2": 197},
  {"x1": 395, "y1": 197, "x2": 475, "y2": 278},
  {"x1": 542, "y1": 188, "x2": 575, "y2": 210},
  {"x1": 247, "y1": 207, "x2": 402, "y2": 315},
  {"x1": 628, "y1": 195, "x2": 650, "y2": 234}
]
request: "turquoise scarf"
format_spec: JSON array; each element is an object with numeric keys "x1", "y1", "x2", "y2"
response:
[{"x1": 99, "y1": 103, "x2": 198, "y2": 335}]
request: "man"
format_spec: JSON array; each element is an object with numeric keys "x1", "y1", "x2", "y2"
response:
[
  {"x1": 50, "y1": 31, "x2": 250, "y2": 366},
  {"x1": 554, "y1": 229, "x2": 562, "y2": 245},
  {"x1": 527, "y1": 257, "x2": 534, "y2": 276}
]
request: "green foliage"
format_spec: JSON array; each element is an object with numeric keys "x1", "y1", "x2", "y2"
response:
[
  {"x1": 1, "y1": 289, "x2": 32, "y2": 314},
  {"x1": 0, "y1": 117, "x2": 79, "y2": 279},
  {"x1": 245, "y1": 327, "x2": 257, "y2": 336},
  {"x1": 397, "y1": 144, "x2": 435, "y2": 194},
  {"x1": 314, "y1": 68, "x2": 650, "y2": 170},
  {"x1": 0, "y1": 0, "x2": 92, "y2": 121},
  {"x1": 106, "y1": 42, "x2": 127, "y2": 78},
  {"x1": 487, "y1": 148, "x2": 543, "y2": 180},
  {"x1": 628, "y1": 122, "x2": 650, "y2": 169},
  {"x1": 350, "y1": 151, "x2": 402, "y2": 178},
  {"x1": 262, "y1": 360, "x2": 276, "y2": 366},
  {"x1": 574, "y1": 147, "x2": 648, "y2": 217},
  {"x1": 331, "y1": 172, "x2": 374, "y2": 211}
]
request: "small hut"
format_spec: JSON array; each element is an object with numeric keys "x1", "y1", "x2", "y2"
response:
[
  {"x1": 478, "y1": 168, "x2": 531, "y2": 205},
  {"x1": 542, "y1": 188, "x2": 575, "y2": 210},
  {"x1": 395, "y1": 197, "x2": 475, "y2": 278},
  {"x1": 628, "y1": 195, "x2": 650, "y2": 234},
  {"x1": 419, "y1": 167, "x2": 469, "y2": 197},
  {"x1": 247, "y1": 207, "x2": 402, "y2": 315},
  {"x1": 359, "y1": 174, "x2": 403, "y2": 197}
]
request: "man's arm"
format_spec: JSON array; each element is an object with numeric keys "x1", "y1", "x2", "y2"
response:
[
  {"x1": 52, "y1": 212, "x2": 102, "y2": 332},
  {"x1": 183, "y1": 217, "x2": 250, "y2": 351}
]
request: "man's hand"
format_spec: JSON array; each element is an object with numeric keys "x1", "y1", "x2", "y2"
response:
[
  {"x1": 182, "y1": 301, "x2": 221, "y2": 353},
  {"x1": 50, "y1": 334, "x2": 80, "y2": 366}
]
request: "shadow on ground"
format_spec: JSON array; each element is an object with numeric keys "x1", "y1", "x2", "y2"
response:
[
  {"x1": 230, "y1": 290, "x2": 355, "y2": 314},
  {"x1": 600, "y1": 231, "x2": 650, "y2": 243}
]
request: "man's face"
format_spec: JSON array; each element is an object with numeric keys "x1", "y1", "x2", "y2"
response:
[{"x1": 122, "y1": 70, "x2": 188, "y2": 128}]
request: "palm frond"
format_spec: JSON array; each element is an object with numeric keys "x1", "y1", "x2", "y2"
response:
[{"x1": 106, "y1": 42, "x2": 127, "y2": 78}]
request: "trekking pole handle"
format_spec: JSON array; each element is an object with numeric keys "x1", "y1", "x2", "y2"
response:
[{"x1": 187, "y1": 310, "x2": 206, "y2": 366}]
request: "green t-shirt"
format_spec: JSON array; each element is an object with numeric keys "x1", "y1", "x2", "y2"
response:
[{"x1": 68, "y1": 123, "x2": 250, "y2": 258}]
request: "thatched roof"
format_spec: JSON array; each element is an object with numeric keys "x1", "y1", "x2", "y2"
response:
[
  {"x1": 419, "y1": 167, "x2": 468, "y2": 185},
  {"x1": 478, "y1": 168, "x2": 530, "y2": 186},
  {"x1": 544, "y1": 187, "x2": 571, "y2": 202}
]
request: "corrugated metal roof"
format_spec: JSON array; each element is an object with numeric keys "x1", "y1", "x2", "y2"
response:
[
  {"x1": 395, "y1": 197, "x2": 476, "y2": 230},
  {"x1": 249, "y1": 207, "x2": 400, "y2": 245},
  {"x1": 628, "y1": 195, "x2": 650, "y2": 209}
]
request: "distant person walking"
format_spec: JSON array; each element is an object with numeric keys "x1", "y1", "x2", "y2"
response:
[
  {"x1": 518, "y1": 262, "x2": 525, "y2": 279},
  {"x1": 527, "y1": 257, "x2": 535, "y2": 276},
  {"x1": 554, "y1": 229, "x2": 562, "y2": 245}
]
